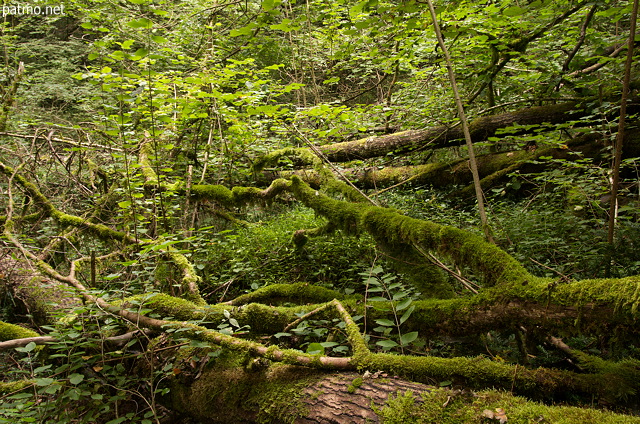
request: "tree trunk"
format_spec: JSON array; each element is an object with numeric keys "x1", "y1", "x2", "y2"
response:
[
  {"x1": 167, "y1": 365, "x2": 430, "y2": 424},
  {"x1": 299, "y1": 102, "x2": 580, "y2": 163},
  {"x1": 259, "y1": 128, "x2": 640, "y2": 194}
]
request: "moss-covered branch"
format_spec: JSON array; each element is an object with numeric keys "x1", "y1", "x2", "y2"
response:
[
  {"x1": 288, "y1": 176, "x2": 532, "y2": 288},
  {"x1": 224, "y1": 282, "x2": 346, "y2": 306},
  {"x1": 189, "y1": 178, "x2": 291, "y2": 206},
  {"x1": 0, "y1": 161, "x2": 205, "y2": 303}
]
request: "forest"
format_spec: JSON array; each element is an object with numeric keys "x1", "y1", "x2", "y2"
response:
[{"x1": 1, "y1": 0, "x2": 640, "y2": 422}]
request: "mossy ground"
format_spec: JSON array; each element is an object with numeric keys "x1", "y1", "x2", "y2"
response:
[{"x1": 375, "y1": 388, "x2": 640, "y2": 424}]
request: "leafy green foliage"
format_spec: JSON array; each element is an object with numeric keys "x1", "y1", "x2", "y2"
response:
[
  {"x1": 362, "y1": 265, "x2": 420, "y2": 353},
  {"x1": 0, "y1": 306, "x2": 165, "y2": 424},
  {"x1": 0, "y1": 0, "x2": 639, "y2": 419},
  {"x1": 194, "y1": 206, "x2": 376, "y2": 300},
  {"x1": 274, "y1": 312, "x2": 356, "y2": 356}
]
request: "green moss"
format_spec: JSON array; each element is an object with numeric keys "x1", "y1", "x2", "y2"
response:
[
  {"x1": 290, "y1": 176, "x2": 532, "y2": 290},
  {"x1": 0, "y1": 380, "x2": 34, "y2": 394},
  {"x1": 374, "y1": 388, "x2": 640, "y2": 424},
  {"x1": 229, "y1": 283, "x2": 345, "y2": 306},
  {"x1": 164, "y1": 249, "x2": 206, "y2": 305},
  {"x1": 190, "y1": 179, "x2": 291, "y2": 208},
  {"x1": 252, "y1": 147, "x2": 320, "y2": 172},
  {"x1": 290, "y1": 176, "x2": 367, "y2": 235},
  {"x1": 347, "y1": 376, "x2": 363, "y2": 394},
  {"x1": 191, "y1": 184, "x2": 234, "y2": 203},
  {"x1": 350, "y1": 348, "x2": 640, "y2": 404},
  {"x1": 309, "y1": 389, "x2": 324, "y2": 400},
  {"x1": 373, "y1": 390, "x2": 422, "y2": 423},
  {"x1": 0, "y1": 321, "x2": 39, "y2": 340},
  {"x1": 500, "y1": 275, "x2": 640, "y2": 322},
  {"x1": 169, "y1": 359, "x2": 320, "y2": 423},
  {"x1": 53, "y1": 211, "x2": 128, "y2": 241},
  {"x1": 125, "y1": 293, "x2": 210, "y2": 321}
]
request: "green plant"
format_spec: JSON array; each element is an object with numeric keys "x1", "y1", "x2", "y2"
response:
[
  {"x1": 0, "y1": 306, "x2": 167, "y2": 424},
  {"x1": 193, "y1": 206, "x2": 376, "y2": 300},
  {"x1": 217, "y1": 309, "x2": 250, "y2": 336},
  {"x1": 361, "y1": 265, "x2": 419, "y2": 353},
  {"x1": 274, "y1": 312, "x2": 357, "y2": 357}
]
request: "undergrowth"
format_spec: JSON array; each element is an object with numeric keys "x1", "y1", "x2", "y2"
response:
[{"x1": 192, "y1": 206, "x2": 377, "y2": 302}]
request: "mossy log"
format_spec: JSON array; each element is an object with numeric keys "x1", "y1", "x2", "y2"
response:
[
  {"x1": 167, "y1": 358, "x2": 640, "y2": 424},
  {"x1": 258, "y1": 127, "x2": 640, "y2": 194},
  {"x1": 256, "y1": 102, "x2": 581, "y2": 166},
  {"x1": 130, "y1": 278, "x2": 640, "y2": 343},
  {"x1": 167, "y1": 362, "x2": 432, "y2": 424},
  {"x1": 0, "y1": 257, "x2": 82, "y2": 325}
]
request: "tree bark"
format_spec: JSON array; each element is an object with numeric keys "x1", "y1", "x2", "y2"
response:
[
  {"x1": 258, "y1": 127, "x2": 640, "y2": 194},
  {"x1": 167, "y1": 366, "x2": 431, "y2": 424},
  {"x1": 286, "y1": 102, "x2": 579, "y2": 163}
]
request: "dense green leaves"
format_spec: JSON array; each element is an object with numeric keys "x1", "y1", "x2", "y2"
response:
[{"x1": 1, "y1": 0, "x2": 639, "y2": 420}]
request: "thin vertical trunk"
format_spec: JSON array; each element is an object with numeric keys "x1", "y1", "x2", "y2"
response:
[
  {"x1": 607, "y1": 0, "x2": 638, "y2": 256},
  {"x1": 426, "y1": 0, "x2": 494, "y2": 243}
]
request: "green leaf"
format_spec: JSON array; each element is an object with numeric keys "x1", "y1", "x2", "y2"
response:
[
  {"x1": 122, "y1": 40, "x2": 135, "y2": 50},
  {"x1": 44, "y1": 384, "x2": 61, "y2": 394},
  {"x1": 367, "y1": 296, "x2": 387, "y2": 302},
  {"x1": 36, "y1": 377, "x2": 55, "y2": 387},
  {"x1": 354, "y1": 20, "x2": 370, "y2": 30},
  {"x1": 392, "y1": 291, "x2": 407, "y2": 301},
  {"x1": 132, "y1": 48, "x2": 149, "y2": 59},
  {"x1": 376, "y1": 339, "x2": 398, "y2": 348},
  {"x1": 306, "y1": 343, "x2": 325, "y2": 355},
  {"x1": 323, "y1": 77, "x2": 340, "y2": 85},
  {"x1": 152, "y1": 35, "x2": 168, "y2": 44},
  {"x1": 396, "y1": 298, "x2": 412, "y2": 311},
  {"x1": 270, "y1": 19, "x2": 300, "y2": 32},
  {"x1": 399, "y1": 305, "x2": 415, "y2": 324},
  {"x1": 69, "y1": 373, "x2": 84, "y2": 385},
  {"x1": 230, "y1": 23, "x2": 258, "y2": 37},
  {"x1": 503, "y1": 6, "x2": 526, "y2": 17},
  {"x1": 110, "y1": 51, "x2": 126, "y2": 60},
  {"x1": 34, "y1": 365, "x2": 52, "y2": 374},
  {"x1": 127, "y1": 18, "x2": 153, "y2": 29},
  {"x1": 16, "y1": 341, "x2": 37, "y2": 353},
  {"x1": 400, "y1": 331, "x2": 418, "y2": 345},
  {"x1": 262, "y1": 0, "x2": 276, "y2": 11},
  {"x1": 375, "y1": 319, "x2": 395, "y2": 327},
  {"x1": 118, "y1": 200, "x2": 132, "y2": 209}
]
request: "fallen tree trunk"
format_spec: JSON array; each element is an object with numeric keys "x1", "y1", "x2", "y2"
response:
[
  {"x1": 255, "y1": 102, "x2": 581, "y2": 167},
  {"x1": 3, "y1": 166, "x2": 640, "y2": 422},
  {"x1": 258, "y1": 125, "x2": 640, "y2": 194},
  {"x1": 167, "y1": 364, "x2": 640, "y2": 423}
]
